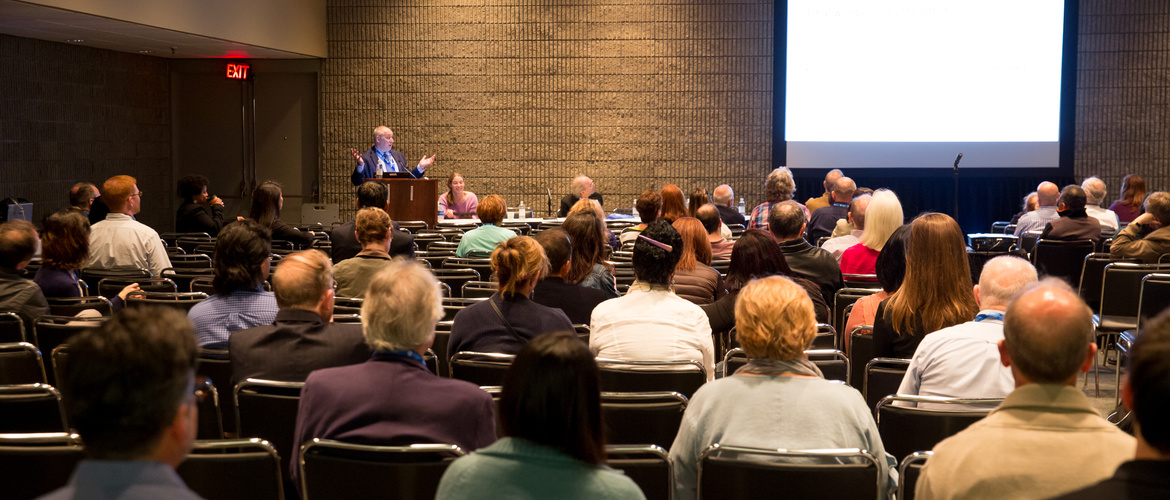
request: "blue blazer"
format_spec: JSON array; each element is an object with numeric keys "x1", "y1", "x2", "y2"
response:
[{"x1": 351, "y1": 147, "x2": 424, "y2": 185}]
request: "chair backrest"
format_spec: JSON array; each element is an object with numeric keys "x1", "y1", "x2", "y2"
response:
[
  {"x1": 726, "y1": 224, "x2": 746, "y2": 238},
  {"x1": 332, "y1": 296, "x2": 363, "y2": 315},
  {"x1": 864, "y1": 358, "x2": 911, "y2": 411},
  {"x1": 80, "y1": 266, "x2": 152, "y2": 284},
  {"x1": 432, "y1": 268, "x2": 481, "y2": 299},
  {"x1": 842, "y1": 274, "x2": 880, "y2": 289},
  {"x1": 441, "y1": 296, "x2": 488, "y2": 322},
  {"x1": 433, "y1": 322, "x2": 453, "y2": 377},
  {"x1": 300, "y1": 439, "x2": 463, "y2": 500},
  {"x1": 722, "y1": 348, "x2": 848, "y2": 384},
  {"x1": 235, "y1": 379, "x2": 304, "y2": 481},
  {"x1": 195, "y1": 376, "x2": 224, "y2": 440},
  {"x1": 602, "y1": 392, "x2": 688, "y2": 450},
  {"x1": 612, "y1": 262, "x2": 636, "y2": 287},
  {"x1": 875, "y1": 395, "x2": 998, "y2": 462},
  {"x1": 177, "y1": 438, "x2": 284, "y2": 500},
  {"x1": 175, "y1": 236, "x2": 214, "y2": 254},
  {"x1": 1078, "y1": 253, "x2": 1137, "y2": 312},
  {"x1": 397, "y1": 221, "x2": 430, "y2": 233},
  {"x1": 443, "y1": 257, "x2": 493, "y2": 278},
  {"x1": 169, "y1": 253, "x2": 213, "y2": 269},
  {"x1": 97, "y1": 277, "x2": 177, "y2": 299},
  {"x1": 0, "y1": 384, "x2": 69, "y2": 433},
  {"x1": 32, "y1": 315, "x2": 105, "y2": 361},
  {"x1": 596, "y1": 359, "x2": 707, "y2": 399},
  {"x1": 0, "y1": 342, "x2": 47, "y2": 385},
  {"x1": 161, "y1": 268, "x2": 215, "y2": 293},
  {"x1": 125, "y1": 292, "x2": 208, "y2": 313},
  {"x1": 697, "y1": 444, "x2": 882, "y2": 500},
  {"x1": 812, "y1": 323, "x2": 836, "y2": 350},
  {"x1": 0, "y1": 311, "x2": 25, "y2": 343},
  {"x1": 449, "y1": 352, "x2": 515, "y2": 387},
  {"x1": 461, "y1": 281, "x2": 497, "y2": 298},
  {"x1": 0, "y1": 432, "x2": 84, "y2": 499},
  {"x1": 848, "y1": 326, "x2": 874, "y2": 389},
  {"x1": 833, "y1": 288, "x2": 878, "y2": 336},
  {"x1": 161, "y1": 232, "x2": 211, "y2": 246},
  {"x1": 190, "y1": 277, "x2": 215, "y2": 295},
  {"x1": 46, "y1": 296, "x2": 112, "y2": 317},
  {"x1": 1100, "y1": 263, "x2": 1170, "y2": 319},
  {"x1": 898, "y1": 451, "x2": 932, "y2": 500},
  {"x1": 50, "y1": 344, "x2": 69, "y2": 390},
  {"x1": 1138, "y1": 273, "x2": 1170, "y2": 330},
  {"x1": 1032, "y1": 239, "x2": 1096, "y2": 287},
  {"x1": 990, "y1": 221, "x2": 1011, "y2": 234},
  {"x1": 197, "y1": 349, "x2": 236, "y2": 436},
  {"x1": 605, "y1": 445, "x2": 672, "y2": 500},
  {"x1": 412, "y1": 232, "x2": 446, "y2": 250}
]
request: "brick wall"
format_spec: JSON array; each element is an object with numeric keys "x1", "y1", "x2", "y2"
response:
[{"x1": 0, "y1": 34, "x2": 171, "y2": 229}]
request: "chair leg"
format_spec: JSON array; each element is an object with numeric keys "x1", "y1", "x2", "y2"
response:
[{"x1": 1093, "y1": 354, "x2": 1100, "y2": 398}]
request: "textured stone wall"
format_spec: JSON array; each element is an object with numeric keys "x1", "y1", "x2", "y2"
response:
[
  {"x1": 321, "y1": 0, "x2": 774, "y2": 219},
  {"x1": 0, "y1": 35, "x2": 171, "y2": 229}
]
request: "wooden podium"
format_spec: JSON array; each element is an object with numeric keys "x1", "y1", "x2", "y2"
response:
[{"x1": 375, "y1": 178, "x2": 438, "y2": 228}]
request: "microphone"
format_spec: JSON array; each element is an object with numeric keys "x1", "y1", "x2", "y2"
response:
[
  {"x1": 547, "y1": 188, "x2": 553, "y2": 218},
  {"x1": 953, "y1": 153, "x2": 963, "y2": 168}
]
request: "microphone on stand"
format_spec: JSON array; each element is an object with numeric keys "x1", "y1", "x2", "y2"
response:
[
  {"x1": 953, "y1": 152, "x2": 963, "y2": 170},
  {"x1": 547, "y1": 188, "x2": 553, "y2": 218}
]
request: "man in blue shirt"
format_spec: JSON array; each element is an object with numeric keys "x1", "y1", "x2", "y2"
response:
[{"x1": 188, "y1": 220, "x2": 279, "y2": 348}]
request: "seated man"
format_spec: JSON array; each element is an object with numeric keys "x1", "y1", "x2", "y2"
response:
[
  {"x1": 188, "y1": 220, "x2": 279, "y2": 348},
  {"x1": 1110, "y1": 191, "x2": 1170, "y2": 263},
  {"x1": 618, "y1": 188, "x2": 661, "y2": 246},
  {"x1": 711, "y1": 184, "x2": 746, "y2": 227},
  {"x1": 804, "y1": 169, "x2": 843, "y2": 213},
  {"x1": 822, "y1": 193, "x2": 870, "y2": 261},
  {"x1": 1014, "y1": 181, "x2": 1060, "y2": 236},
  {"x1": 530, "y1": 228, "x2": 609, "y2": 325},
  {"x1": 334, "y1": 207, "x2": 397, "y2": 298},
  {"x1": 768, "y1": 200, "x2": 843, "y2": 306},
  {"x1": 230, "y1": 250, "x2": 369, "y2": 387},
  {"x1": 696, "y1": 204, "x2": 734, "y2": 258},
  {"x1": 916, "y1": 280, "x2": 1135, "y2": 499},
  {"x1": 1054, "y1": 308, "x2": 1170, "y2": 499},
  {"x1": 69, "y1": 182, "x2": 98, "y2": 216},
  {"x1": 805, "y1": 176, "x2": 855, "y2": 243},
  {"x1": 86, "y1": 175, "x2": 171, "y2": 275},
  {"x1": 896, "y1": 256, "x2": 1037, "y2": 407},
  {"x1": 557, "y1": 175, "x2": 604, "y2": 217},
  {"x1": 42, "y1": 306, "x2": 201, "y2": 499},
  {"x1": 0, "y1": 220, "x2": 49, "y2": 328},
  {"x1": 1039, "y1": 184, "x2": 1102, "y2": 242},
  {"x1": 291, "y1": 259, "x2": 497, "y2": 489},
  {"x1": 1081, "y1": 176, "x2": 1120, "y2": 234},
  {"x1": 455, "y1": 195, "x2": 516, "y2": 257},
  {"x1": 331, "y1": 181, "x2": 414, "y2": 263}
]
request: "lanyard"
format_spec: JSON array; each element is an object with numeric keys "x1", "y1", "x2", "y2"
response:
[{"x1": 974, "y1": 311, "x2": 1005, "y2": 322}]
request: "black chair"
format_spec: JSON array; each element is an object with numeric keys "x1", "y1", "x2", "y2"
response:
[
  {"x1": 864, "y1": 358, "x2": 910, "y2": 411},
  {"x1": 46, "y1": 296, "x2": 112, "y2": 317},
  {"x1": 726, "y1": 224, "x2": 746, "y2": 239},
  {"x1": 461, "y1": 281, "x2": 497, "y2": 298},
  {"x1": 197, "y1": 349, "x2": 236, "y2": 435},
  {"x1": 176, "y1": 236, "x2": 215, "y2": 254},
  {"x1": 190, "y1": 277, "x2": 215, "y2": 295},
  {"x1": 875, "y1": 395, "x2": 999, "y2": 462},
  {"x1": 397, "y1": 221, "x2": 430, "y2": 233},
  {"x1": 299, "y1": 439, "x2": 465, "y2": 500},
  {"x1": 602, "y1": 391, "x2": 688, "y2": 449},
  {"x1": 161, "y1": 232, "x2": 212, "y2": 247},
  {"x1": 79, "y1": 266, "x2": 152, "y2": 284},
  {"x1": 161, "y1": 268, "x2": 216, "y2": 293},
  {"x1": 0, "y1": 384, "x2": 69, "y2": 433},
  {"x1": 177, "y1": 438, "x2": 284, "y2": 500},
  {"x1": 605, "y1": 445, "x2": 672, "y2": 500},
  {"x1": 848, "y1": 326, "x2": 875, "y2": 389},
  {"x1": 32, "y1": 315, "x2": 106, "y2": 363},
  {"x1": 1077, "y1": 253, "x2": 1138, "y2": 312},
  {"x1": 97, "y1": 277, "x2": 176, "y2": 299},
  {"x1": 1095, "y1": 263, "x2": 1170, "y2": 391},
  {"x1": 833, "y1": 288, "x2": 878, "y2": 340},
  {"x1": 596, "y1": 359, "x2": 707, "y2": 399},
  {"x1": 613, "y1": 262, "x2": 636, "y2": 287},
  {"x1": 49, "y1": 345, "x2": 68, "y2": 396},
  {"x1": 125, "y1": 291, "x2": 208, "y2": 312},
  {"x1": 415, "y1": 249, "x2": 451, "y2": 270},
  {"x1": 412, "y1": 232, "x2": 446, "y2": 250},
  {"x1": 432, "y1": 268, "x2": 481, "y2": 299},
  {"x1": 169, "y1": 253, "x2": 214, "y2": 269},
  {"x1": 332, "y1": 296, "x2": 363, "y2": 315},
  {"x1": 449, "y1": 352, "x2": 515, "y2": 387},
  {"x1": 195, "y1": 376, "x2": 224, "y2": 440},
  {"x1": 234, "y1": 378, "x2": 304, "y2": 488},
  {"x1": 697, "y1": 444, "x2": 883, "y2": 500},
  {"x1": 0, "y1": 311, "x2": 26, "y2": 343},
  {"x1": 812, "y1": 323, "x2": 836, "y2": 350},
  {"x1": 722, "y1": 348, "x2": 849, "y2": 384},
  {"x1": 842, "y1": 274, "x2": 880, "y2": 289},
  {"x1": 1110, "y1": 273, "x2": 1170, "y2": 404},
  {"x1": 433, "y1": 321, "x2": 453, "y2": 377},
  {"x1": 1032, "y1": 239, "x2": 1096, "y2": 287},
  {"x1": 990, "y1": 221, "x2": 1011, "y2": 234},
  {"x1": 898, "y1": 451, "x2": 932, "y2": 500},
  {"x1": 0, "y1": 432, "x2": 84, "y2": 500},
  {"x1": 0, "y1": 342, "x2": 47, "y2": 385},
  {"x1": 441, "y1": 297, "x2": 488, "y2": 322}
]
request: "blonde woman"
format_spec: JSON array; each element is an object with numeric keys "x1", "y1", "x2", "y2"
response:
[{"x1": 840, "y1": 189, "x2": 904, "y2": 276}]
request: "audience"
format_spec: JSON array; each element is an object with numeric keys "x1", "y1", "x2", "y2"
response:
[
  {"x1": 590, "y1": 220, "x2": 715, "y2": 380},
  {"x1": 660, "y1": 184, "x2": 688, "y2": 223},
  {"x1": 671, "y1": 217, "x2": 728, "y2": 305},
  {"x1": 174, "y1": 174, "x2": 224, "y2": 235},
  {"x1": 844, "y1": 224, "x2": 910, "y2": 349},
  {"x1": 1009, "y1": 191, "x2": 1039, "y2": 224},
  {"x1": 456, "y1": 194, "x2": 515, "y2": 257},
  {"x1": 839, "y1": 189, "x2": 903, "y2": 276},
  {"x1": 712, "y1": 184, "x2": 746, "y2": 227},
  {"x1": 896, "y1": 256, "x2": 1037, "y2": 407},
  {"x1": 436, "y1": 332, "x2": 644, "y2": 500},
  {"x1": 330, "y1": 181, "x2": 414, "y2": 263},
  {"x1": 806, "y1": 176, "x2": 855, "y2": 242},
  {"x1": 1054, "y1": 308, "x2": 1170, "y2": 499},
  {"x1": 0, "y1": 220, "x2": 49, "y2": 327},
  {"x1": 250, "y1": 181, "x2": 313, "y2": 248},
  {"x1": 34, "y1": 210, "x2": 138, "y2": 311},
  {"x1": 821, "y1": 193, "x2": 870, "y2": 260},
  {"x1": 1014, "y1": 181, "x2": 1060, "y2": 236},
  {"x1": 41, "y1": 307, "x2": 201, "y2": 500},
  {"x1": 333, "y1": 207, "x2": 397, "y2": 298},
  {"x1": 619, "y1": 188, "x2": 661, "y2": 246},
  {"x1": 874, "y1": 213, "x2": 977, "y2": 358},
  {"x1": 670, "y1": 276, "x2": 895, "y2": 500},
  {"x1": 750, "y1": 167, "x2": 809, "y2": 230},
  {"x1": 187, "y1": 220, "x2": 278, "y2": 348},
  {"x1": 1081, "y1": 176, "x2": 1120, "y2": 234},
  {"x1": 562, "y1": 212, "x2": 619, "y2": 298},
  {"x1": 568, "y1": 198, "x2": 618, "y2": 250},
  {"x1": 829, "y1": 187, "x2": 874, "y2": 238},
  {"x1": 86, "y1": 175, "x2": 172, "y2": 275},
  {"x1": 229, "y1": 250, "x2": 368, "y2": 387},
  {"x1": 448, "y1": 236, "x2": 574, "y2": 358},
  {"x1": 696, "y1": 204, "x2": 734, "y2": 258},
  {"x1": 1110, "y1": 191, "x2": 1170, "y2": 263},
  {"x1": 531, "y1": 228, "x2": 609, "y2": 325},
  {"x1": 1110, "y1": 174, "x2": 1147, "y2": 223},
  {"x1": 68, "y1": 182, "x2": 98, "y2": 216},
  {"x1": 440, "y1": 172, "x2": 479, "y2": 219},
  {"x1": 915, "y1": 280, "x2": 1135, "y2": 499},
  {"x1": 1039, "y1": 184, "x2": 1102, "y2": 242},
  {"x1": 557, "y1": 175, "x2": 603, "y2": 217},
  {"x1": 767, "y1": 200, "x2": 842, "y2": 306},
  {"x1": 292, "y1": 259, "x2": 497, "y2": 489},
  {"x1": 687, "y1": 187, "x2": 709, "y2": 218},
  {"x1": 804, "y1": 168, "x2": 844, "y2": 213}
]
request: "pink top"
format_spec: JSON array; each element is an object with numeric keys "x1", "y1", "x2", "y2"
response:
[
  {"x1": 440, "y1": 191, "x2": 479, "y2": 219},
  {"x1": 839, "y1": 243, "x2": 880, "y2": 276},
  {"x1": 845, "y1": 290, "x2": 889, "y2": 347},
  {"x1": 1108, "y1": 201, "x2": 1143, "y2": 224}
]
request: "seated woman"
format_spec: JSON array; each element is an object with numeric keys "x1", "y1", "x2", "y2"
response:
[
  {"x1": 292, "y1": 259, "x2": 497, "y2": 491},
  {"x1": 436, "y1": 331, "x2": 643, "y2": 500},
  {"x1": 250, "y1": 181, "x2": 313, "y2": 248},
  {"x1": 671, "y1": 217, "x2": 727, "y2": 305},
  {"x1": 590, "y1": 220, "x2": 715, "y2": 380},
  {"x1": 562, "y1": 213, "x2": 619, "y2": 299},
  {"x1": 568, "y1": 198, "x2": 618, "y2": 250},
  {"x1": 439, "y1": 172, "x2": 479, "y2": 219},
  {"x1": 840, "y1": 189, "x2": 903, "y2": 276},
  {"x1": 34, "y1": 209, "x2": 139, "y2": 312},
  {"x1": 669, "y1": 276, "x2": 895, "y2": 500},
  {"x1": 700, "y1": 230, "x2": 828, "y2": 337},
  {"x1": 748, "y1": 167, "x2": 809, "y2": 230},
  {"x1": 448, "y1": 236, "x2": 574, "y2": 358},
  {"x1": 873, "y1": 213, "x2": 977, "y2": 358},
  {"x1": 619, "y1": 188, "x2": 661, "y2": 246},
  {"x1": 844, "y1": 224, "x2": 910, "y2": 352},
  {"x1": 175, "y1": 174, "x2": 225, "y2": 235},
  {"x1": 660, "y1": 184, "x2": 688, "y2": 223},
  {"x1": 1109, "y1": 174, "x2": 1146, "y2": 224},
  {"x1": 455, "y1": 195, "x2": 516, "y2": 257}
]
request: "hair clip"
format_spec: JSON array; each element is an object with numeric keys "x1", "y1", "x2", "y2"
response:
[{"x1": 637, "y1": 234, "x2": 673, "y2": 252}]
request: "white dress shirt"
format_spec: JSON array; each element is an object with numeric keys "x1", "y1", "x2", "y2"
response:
[
  {"x1": 1085, "y1": 204, "x2": 1120, "y2": 233},
  {"x1": 895, "y1": 309, "x2": 1014, "y2": 408},
  {"x1": 589, "y1": 285, "x2": 715, "y2": 380},
  {"x1": 87, "y1": 213, "x2": 171, "y2": 276},
  {"x1": 821, "y1": 229, "x2": 863, "y2": 261}
]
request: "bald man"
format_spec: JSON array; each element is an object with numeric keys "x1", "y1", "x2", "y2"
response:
[
  {"x1": 805, "y1": 176, "x2": 856, "y2": 243},
  {"x1": 557, "y1": 175, "x2": 604, "y2": 217},
  {"x1": 822, "y1": 194, "x2": 870, "y2": 261},
  {"x1": 805, "y1": 169, "x2": 843, "y2": 213},
  {"x1": 1014, "y1": 181, "x2": 1060, "y2": 236},
  {"x1": 711, "y1": 184, "x2": 746, "y2": 227},
  {"x1": 916, "y1": 280, "x2": 1135, "y2": 500},
  {"x1": 896, "y1": 256, "x2": 1037, "y2": 408},
  {"x1": 349, "y1": 126, "x2": 434, "y2": 185}
]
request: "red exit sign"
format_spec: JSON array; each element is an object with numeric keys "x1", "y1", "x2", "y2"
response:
[{"x1": 226, "y1": 63, "x2": 250, "y2": 80}]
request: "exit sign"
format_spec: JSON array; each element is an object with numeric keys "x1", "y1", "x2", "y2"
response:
[{"x1": 226, "y1": 63, "x2": 250, "y2": 80}]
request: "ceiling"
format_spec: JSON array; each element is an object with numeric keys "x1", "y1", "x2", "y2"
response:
[{"x1": 0, "y1": 0, "x2": 314, "y2": 59}]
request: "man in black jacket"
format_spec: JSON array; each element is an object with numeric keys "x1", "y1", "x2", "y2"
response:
[
  {"x1": 768, "y1": 200, "x2": 843, "y2": 306},
  {"x1": 1040, "y1": 185, "x2": 1102, "y2": 242},
  {"x1": 530, "y1": 228, "x2": 608, "y2": 325},
  {"x1": 331, "y1": 181, "x2": 415, "y2": 263},
  {"x1": 174, "y1": 174, "x2": 224, "y2": 235}
]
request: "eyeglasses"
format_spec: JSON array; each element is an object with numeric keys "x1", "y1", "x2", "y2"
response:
[{"x1": 131, "y1": 192, "x2": 143, "y2": 198}]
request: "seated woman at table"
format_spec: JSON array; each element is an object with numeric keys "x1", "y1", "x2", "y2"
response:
[
  {"x1": 440, "y1": 172, "x2": 479, "y2": 219},
  {"x1": 34, "y1": 209, "x2": 139, "y2": 312}
]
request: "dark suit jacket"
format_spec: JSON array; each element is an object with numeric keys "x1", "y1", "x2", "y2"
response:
[
  {"x1": 778, "y1": 238, "x2": 844, "y2": 306},
  {"x1": 290, "y1": 352, "x2": 497, "y2": 487},
  {"x1": 716, "y1": 205, "x2": 747, "y2": 227},
  {"x1": 330, "y1": 220, "x2": 414, "y2": 263},
  {"x1": 806, "y1": 203, "x2": 849, "y2": 243},
  {"x1": 270, "y1": 219, "x2": 314, "y2": 248},
  {"x1": 531, "y1": 277, "x2": 610, "y2": 325},
  {"x1": 350, "y1": 147, "x2": 423, "y2": 185},
  {"x1": 175, "y1": 201, "x2": 224, "y2": 235},
  {"x1": 228, "y1": 309, "x2": 370, "y2": 387},
  {"x1": 557, "y1": 192, "x2": 604, "y2": 217},
  {"x1": 1040, "y1": 212, "x2": 1102, "y2": 242}
]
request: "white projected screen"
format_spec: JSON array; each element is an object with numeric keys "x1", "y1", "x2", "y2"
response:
[{"x1": 786, "y1": 0, "x2": 1066, "y2": 168}]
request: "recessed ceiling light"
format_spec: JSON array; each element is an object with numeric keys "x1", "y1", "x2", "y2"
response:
[{"x1": 65, "y1": 39, "x2": 84, "y2": 43}]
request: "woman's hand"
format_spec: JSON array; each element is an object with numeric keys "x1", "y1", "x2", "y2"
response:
[
  {"x1": 117, "y1": 283, "x2": 142, "y2": 301},
  {"x1": 445, "y1": 209, "x2": 456, "y2": 218}
]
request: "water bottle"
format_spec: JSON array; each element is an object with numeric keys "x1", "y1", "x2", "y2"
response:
[
  {"x1": 518, "y1": 201, "x2": 526, "y2": 219},
  {"x1": 738, "y1": 197, "x2": 746, "y2": 215},
  {"x1": 437, "y1": 201, "x2": 444, "y2": 221},
  {"x1": 633, "y1": 198, "x2": 638, "y2": 218}
]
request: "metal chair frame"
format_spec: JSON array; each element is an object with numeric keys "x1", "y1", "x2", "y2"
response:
[{"x1": 697, "y1": 443, "x2": 883, "y2": 500}]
